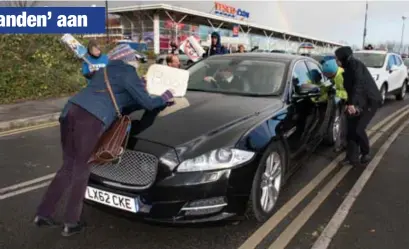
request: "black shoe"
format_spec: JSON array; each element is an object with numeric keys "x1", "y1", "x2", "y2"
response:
[
  {"x1": 61, "y1": 222, "x2": 86, "y2": 237},
  {"x1": 361, "y1": 154, "x2": 371, "y2": 165},
  {"x1": 339, "y1": 158, "x2": 362, "y2": 167},
  {"x1": 338, "y1": 157, "x2": 350, "y2": 166},
  {"x1": 33, "y1": 216, "x2": 60, "y2": 228}
]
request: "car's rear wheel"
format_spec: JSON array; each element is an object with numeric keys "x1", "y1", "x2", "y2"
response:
[
  {"x1": 396, "y1": 81, "x2": 407, "y2": 100},
  {"x1": 380, "y1": 84, "x2": 387, "y2": 105},
  {"x1": 250, "y1": 142, "x2": 286, "y2": 222}
]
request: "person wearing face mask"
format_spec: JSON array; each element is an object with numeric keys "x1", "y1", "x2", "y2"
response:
[
  {"x1": 82, "y1": 40, "x2": 109, "y2": 84},
  {"x1": 334, "y1": 46, "x2": 382, "y2": 167},
  {"x1": 204, "y1": 66, "x2": 249, "y2": 92},
  {"x1": 33, "y1": 44, "x2": 174, "y2": 237}
]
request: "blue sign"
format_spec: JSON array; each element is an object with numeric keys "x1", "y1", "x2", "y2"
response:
[{"x1": 0, "y1": 7, "x2": 106, "y2": 34}]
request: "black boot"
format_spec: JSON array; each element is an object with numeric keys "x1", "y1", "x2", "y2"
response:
[
  {"x1": 33, "y1": 215, "x2": 60, "y2": 228},
  {"x1": 361, "y1": 154, "x2": 371, "y2": 165},
  {"x1": 338, "y1": 157, "x2": 350, "y2": 166},
  {"x1": 61, "y1": 222, "x2": 86, "y2": 237}
]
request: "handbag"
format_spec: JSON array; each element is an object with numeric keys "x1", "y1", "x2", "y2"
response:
[{"x1": 88, "y1": 68, "x2": 132, "y2": 164}]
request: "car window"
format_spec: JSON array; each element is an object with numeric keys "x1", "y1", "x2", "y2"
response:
[
  {"x1": 187, "y1": 57, "x2": 287, "y2": 96},
  {"x1": 387, "y1": 55, "x2": 395, "y2": 69},
  {"x1": 292, "y1": 61, "x2": 311, "y2": 87},
  {"x1": 354, "y1": 53, "x2": 386, "y2": 68},
  {"x1": 394, "y1": 55, "x2": 403, "y2": 66},
  {"x1": 306, "y1": 61, "x2": 325, "y2": 84},
  {"x1": 404, "y1": 59, "x2": 409, "y2": 67}
]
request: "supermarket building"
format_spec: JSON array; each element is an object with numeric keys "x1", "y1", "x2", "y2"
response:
[{"x1": 93, "y1": 2, "x2": 343, "y2": 55}]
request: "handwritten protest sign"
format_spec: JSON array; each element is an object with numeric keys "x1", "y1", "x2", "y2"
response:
[
  {"x1": 145, "y1": 64, "x2": 189, "y2": 97},
  {"x1": 60, "y1": 33, "x2": 88, "y2": 61},
  {"x1": 179, "y1": 36, "x2": 205, "y2": 62}
]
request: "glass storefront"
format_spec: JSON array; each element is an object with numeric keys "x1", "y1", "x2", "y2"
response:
[{"x1": 117, "y1": 14, "x2": 335, "y2": 55}]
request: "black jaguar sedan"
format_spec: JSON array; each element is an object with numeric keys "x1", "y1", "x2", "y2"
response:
[{"x1": 85, "y1": 53, "x2": 343, "y2": 223}]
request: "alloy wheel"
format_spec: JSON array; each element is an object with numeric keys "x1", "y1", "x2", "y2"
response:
[
  {"x1": 260, "y1": 152, "x2": 282, "y2": 213},
  {"x1": 402, "y1": 84, "x2": 407, "y2": 98},
  {"x1": 381, "y1": 86, "x2": 386, "y2": 103},
  {"x1": 332, "y1": 114, "x2": 341, "y2": 144}
]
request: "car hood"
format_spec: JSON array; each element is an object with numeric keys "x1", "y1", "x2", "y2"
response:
[
  {"x1": 367, "y1": 67, "x2": 382, "y2": 75},
  {"x1": 129, "y1": 91, "x2": 283, "y2": 148}
]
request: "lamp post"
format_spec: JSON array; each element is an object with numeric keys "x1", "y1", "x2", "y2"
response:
[
  {"x1": 105, "y1": 0, "x2": 110, "y2": 45},
  {"x1": 400, "y1": 16, "x2": 406, "y2": 54},
  {"x1": 362, "y1": 0, "x2": 368, "y2": 49}
]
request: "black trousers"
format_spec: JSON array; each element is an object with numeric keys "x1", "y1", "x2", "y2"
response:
[{"x1": 346, "y1": 106, "x2": 378, "y2": 162}]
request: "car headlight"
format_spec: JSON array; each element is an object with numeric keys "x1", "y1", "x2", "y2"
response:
[
  {"x1": 176, "y1": 148, "x2": 255, "y2": 172},
  {"x1": 372, "y1": 74, "x2": 379, "y2": 81}
]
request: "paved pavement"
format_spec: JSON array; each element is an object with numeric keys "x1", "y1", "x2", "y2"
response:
[
  {"x1": 327, "y1": 124, "x2": 409, "y2": 249},
  {"x1": 0, "y1": 97, "x2": 68, "y2": 131},
  {"x1": 0, "y1": 97, "x2": 408, "y2": 249}
]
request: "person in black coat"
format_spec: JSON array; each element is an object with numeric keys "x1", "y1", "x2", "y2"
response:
[{"x1": 334, "y1": 46, "x2": 382, "y2": 166}]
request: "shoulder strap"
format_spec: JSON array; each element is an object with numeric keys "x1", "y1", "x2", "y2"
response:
[{"x1": 103, "y1": 68, "x2": 122, "y2": 118}]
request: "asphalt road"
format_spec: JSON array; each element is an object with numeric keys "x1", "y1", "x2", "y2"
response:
[{"x1": 0, "y1": 97, "x2": 408, "y2": 249}]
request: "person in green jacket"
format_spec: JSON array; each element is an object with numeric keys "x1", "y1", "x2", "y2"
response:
[
  {"x1": 321, "y1": 59, "x2": 348, "y2": 101},
  {"x1": 322, "y1": 58, "x2": 348, "y2": 151}
]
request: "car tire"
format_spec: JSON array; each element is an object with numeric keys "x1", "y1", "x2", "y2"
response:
[
  {"x1": 396, "y1": 81, "x2": 407, "y2": 100},
  {"x1": 380, "y1": 84, "x2": 387, "y2": 105},
  {"x1": 250, "y1": 142, "x2": 286, "y2": 222},
  {"x1": 324, "y1": 106, "x2": 342, "y2": 146}
]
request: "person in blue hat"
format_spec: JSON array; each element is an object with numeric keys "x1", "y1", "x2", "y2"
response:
[{"x1": 322, "y1": 59, "x2": 348, "y2": 151}]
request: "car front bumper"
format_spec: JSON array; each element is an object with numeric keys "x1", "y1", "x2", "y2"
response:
[{"x1": 85, "y1": 162, "x2": 256, "y2": 224}]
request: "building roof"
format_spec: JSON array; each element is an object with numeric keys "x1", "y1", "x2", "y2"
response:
[{"x1": 109, "y1": 3, "x2": 343, "y2": 47}]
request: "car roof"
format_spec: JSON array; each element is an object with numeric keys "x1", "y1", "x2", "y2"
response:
[
  {"x1": 354, "y1": 50, "x2": 389, "y2": 55},
  {"x1": 208, "y1": 52, "x2": 304, "y2": 63}
]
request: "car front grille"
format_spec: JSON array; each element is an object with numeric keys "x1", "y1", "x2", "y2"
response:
[{"x1": 90, "y1": 150, "x2": 158, "y2": 187}]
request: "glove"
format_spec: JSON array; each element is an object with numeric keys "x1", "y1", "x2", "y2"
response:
[
  {"x1": 161, "y1": 90, "x2": 174, "y2": 103},
  {"x1": 141, "y1": 76, "x2": 147, "y2": 88}
]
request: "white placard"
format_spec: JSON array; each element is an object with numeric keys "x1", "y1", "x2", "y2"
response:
[
  {"x1": 60, "y1": 33, "x2": 87, "y2": 60},
  {"x1": 179, "y1": 36, "x2": 204, "y2": 62},
  {"x1": 146, "y1": 64, "x2": 189, "y2": 97}
]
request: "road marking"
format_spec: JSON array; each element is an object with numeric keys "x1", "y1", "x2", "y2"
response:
[
  {"x1": 0, "y1": 173, "x2": 55, "y2": 195},
  {"x1": 311, "y1": 118, "x2": 409, "y2": 249},
  {"x1": 238, "y1": 105, "x2": 409, "y2": 249},
  {"x1": 0, "y1": 121, "x2": 59, "y2": 137},
  {"x1": 265, "y1": 108, "x2": 409, "y2": 249},
  {"x1": 268, "y1": 167, "x2": 350, "y2": 249},
  {"x1": 0, "y1": 181, "x2": 51, "y2": 200}
]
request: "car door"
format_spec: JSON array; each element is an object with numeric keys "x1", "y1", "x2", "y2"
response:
[
  {"x1": 393, "y1": 54, "x2": 407, "y2": 86},
  {"x1": 386, "y1": 54, "x2": 400, "y2": 91},
  {"x1": 282, "y1": 60, "x2": 317, "y2": 161}
]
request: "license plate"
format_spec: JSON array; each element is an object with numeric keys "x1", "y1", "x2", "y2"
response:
[{"x1": 85, "y1": 186, "x2": 139, "y2": 213}]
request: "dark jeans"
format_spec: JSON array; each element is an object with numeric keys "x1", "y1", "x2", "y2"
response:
[
  {"x1": 37, "y1": 104, "x2": 104, "y2": 223},
  {"x1": 346, "y1": 106, "x2": 378, "y2": 162}
]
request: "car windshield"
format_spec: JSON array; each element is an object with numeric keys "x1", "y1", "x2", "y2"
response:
[
  {"x1": 353, "y1": 53, "x2": 386, "y2": 68},
  {"x1": 187, "y1": 57, "x2": 287, "y2": 96}
]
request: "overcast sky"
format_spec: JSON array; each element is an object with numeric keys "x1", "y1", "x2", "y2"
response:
[{"x1": 39, "y1": 1, "x2": 409, "y2": 46}]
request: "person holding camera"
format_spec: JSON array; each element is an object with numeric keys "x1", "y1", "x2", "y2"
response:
[{"x1": 334, "y1": 46, "x2": 382, "y2": 167}]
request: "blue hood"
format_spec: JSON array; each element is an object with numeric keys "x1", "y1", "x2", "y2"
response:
[
  {"x1": 211, "y1": 32, "x2": 221, "y2": 46},
  {"x1": 209, "y1": 32, "x2": 227, "y2": 55}
]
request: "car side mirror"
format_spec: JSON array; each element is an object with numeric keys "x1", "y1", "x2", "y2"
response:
[
  {"x1": 389, "y1": 64, "x2": 399, "y2": 73},
  {"x1": 292, "y1": 83, "x2": 321, "y2": 100}
]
